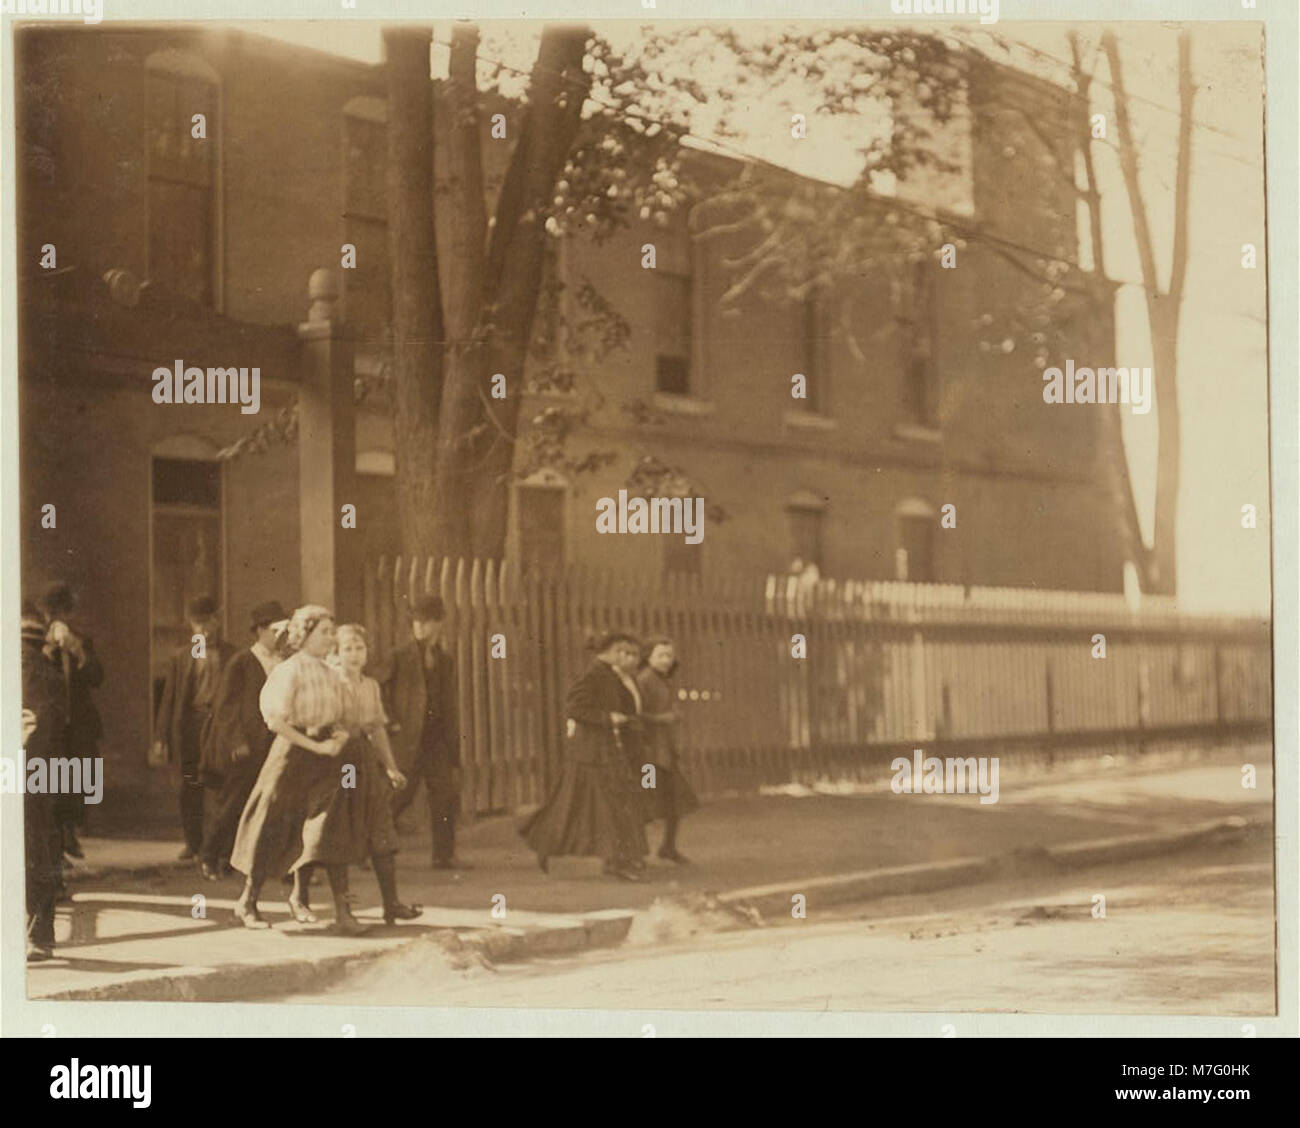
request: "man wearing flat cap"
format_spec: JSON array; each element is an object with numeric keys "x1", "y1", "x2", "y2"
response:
[
  {"x1": 154, "y1": 595, "x2": 235, "y2": 860},
  {"x1": 37, "y1": 581, "x2": 103, "y2": 862},
  {"x1": 380, "y1": 592, "x2": 468, "y2": 869},
  {"x1": 196, "y1": 599, "x2": 287, "y2": 880}
]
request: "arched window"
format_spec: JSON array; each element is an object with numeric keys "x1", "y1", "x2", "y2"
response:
[
  {"x1": 150, "y1": 434, "x2": 223, "y2": 671},
  {"x1": 144, "y1": 49, "x2": 220, "y2": 307},
  {"x1": 342, "y1": 96, "x2": 390, "y2": 338}
]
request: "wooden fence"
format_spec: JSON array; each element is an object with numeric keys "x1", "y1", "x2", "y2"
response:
[{"x1": 362, "y1": 557, "x2": 1273, "y2": 817}]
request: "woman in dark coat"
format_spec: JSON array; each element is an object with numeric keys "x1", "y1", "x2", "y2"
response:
[
  {"x1": 636, "y1": 637, "x2": 699, "y2": 864},
  {"x1": 197, "y1": 600, "x2": 287, "y2": 881},
  {"x1": 518, "y1": 632, "x2": 649, "y2": 881},
  {"x1": 291, "y1": 625, "x2": 421, "y2": 926}
]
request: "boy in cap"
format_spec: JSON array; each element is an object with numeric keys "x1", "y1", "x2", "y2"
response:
[
  {"x1": 22, "y1": 602, "x2": 67, "y2": 960},
  {"x1": 380, "y1": 593, "x2": 468, "y2": 869},
  {"x1": 154, "y1": 595, "x2": 234, "y2": 859}
]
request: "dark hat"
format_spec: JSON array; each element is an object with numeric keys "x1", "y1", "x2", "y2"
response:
[
  {"x1": 411, "y1": 592, "x2": 445, "y2": 622},
  {"x1": 186, "y1": 595, "x2": 219, "y2": 620},
  {"x1": 249, "y1": 600, "x2": 288, "y2": 630},
  {"x1": 38, "y1": 581, "x2": 77, "y2": 617}
]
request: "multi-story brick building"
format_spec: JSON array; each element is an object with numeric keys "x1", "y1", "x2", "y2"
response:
[{"x1": 15, "y1": 25, "x2": 1126, "y2": 821}]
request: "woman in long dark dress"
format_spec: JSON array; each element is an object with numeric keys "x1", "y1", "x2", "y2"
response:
[
  {"x1": 291, "y1": 625, "x2": 421, "y2": 926},
  {"x1": 229, "y1": 605, "x2": 354, "y2": 931},
  {"x1": 518, "y1": 632, "x2": 649, "y2": 882},
  {"x1": 636, "y1": 637, "x2": 699, "y2": 864}
]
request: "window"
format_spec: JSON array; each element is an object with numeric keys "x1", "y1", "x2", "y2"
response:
[
  {"x1": 515, "y1": 480, "x2": 566, "y2": 573},
  {"x1": 896, "y1": 259, "x2": 938, "y2": 427},
  {"x1": 145, "y1": 54, "x2": 218, "y2": 307},
  {"x1": 787, "y1": 495, "x2": 826, "y2": 572},
  {"x1": 151, "y1": 455, "x2": 222, "y2": 670},
  {"x1": 342, "y1": 101, "x2": 390, "y2": 341},
  {"x1": 653, "y1": 270, "x2": 692, "y2": 394},
  {"x1": 897, "y1": 514, "x2": 935, "y2": 583},
  {"x1": 801, "y1": 290, "x2": 828, "y2": 414}
]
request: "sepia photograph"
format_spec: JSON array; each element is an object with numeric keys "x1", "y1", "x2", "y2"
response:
[{"x1": 1, "y1": 2, "x2": 1290, "y2": 1047}]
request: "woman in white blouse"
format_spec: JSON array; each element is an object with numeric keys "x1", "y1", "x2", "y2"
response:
[{"x1": 229, "y1": 605, "x2": 358, "y2": 932}]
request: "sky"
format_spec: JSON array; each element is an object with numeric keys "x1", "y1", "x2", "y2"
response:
[{"x1": 254, "y1": 19, "x2": 1271, "y2": 615}]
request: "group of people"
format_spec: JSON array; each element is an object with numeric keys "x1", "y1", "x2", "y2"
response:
[
  {"x1": 519, "y1": 631, "x2": 697, "y2": 882},
  {"x1": 154, "y1": 592, "x2": 465, "y2": 933},
  {"x1": 22, "y1": 584, "x2": 700, "y2": 961},
  {"x1": 21, "y1": 582, "x2": 103, "y2": 962}
]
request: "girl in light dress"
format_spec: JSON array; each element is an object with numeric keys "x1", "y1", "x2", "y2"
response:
[{"x1": 293, "y1": 624, "x2": 421, "y2": 926}]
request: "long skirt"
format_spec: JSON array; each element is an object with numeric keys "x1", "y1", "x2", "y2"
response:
[
  {"x1": 638, "y1": 760, "x2": 700, "y2": 822},
  {"x1": 294, "y1": 732, "x2": 400, "y2": 868},
  {"x1": 229, "y1": 736, "x2": 334, "y2": 882},
  {"x1": 518, "y1": 747, "x2": 648, "y2": 862}
]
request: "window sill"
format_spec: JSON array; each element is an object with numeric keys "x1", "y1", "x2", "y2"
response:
[
  {"x1": 893, "y1": 422, "x2": 942, "y2": 443},
  {"x1": 653, "y1": 392, "x2": 716, "y2": 417},
  {"x1": 784, "y1": 409, "x2": 838, "y2": 432}
]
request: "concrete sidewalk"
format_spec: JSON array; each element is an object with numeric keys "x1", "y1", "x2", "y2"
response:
[{"x1": 28, "y1": 750, "x2": 1273, "y2": 1001}]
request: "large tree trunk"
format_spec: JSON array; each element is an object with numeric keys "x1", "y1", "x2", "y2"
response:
[
  {"x1": 429, "y1": 25, "x2": 593, "y2": 560},
  {"x1": 1068, "y1": 33, "x2": 1147, "y2": 591},
  {"x1": 384, "y1": 27, "x2": 445, "y2": 559},
  {"x1": 1103, "y1": 30, "x2": 1192, "y2": 596}
]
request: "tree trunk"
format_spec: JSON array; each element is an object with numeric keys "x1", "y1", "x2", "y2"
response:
[
  {"x1": 429, "y1": 25, "x2": 593, "y2": 560},
  {"x1": 384, "y1": 27, "x2": 444, "y2": 560},
  {"x1": 1103, "y1": 30, "x2": 1193, "y2": 596},
  {"x1": 1069, "y1": 32, "x2": 1147, "y2": 591}
]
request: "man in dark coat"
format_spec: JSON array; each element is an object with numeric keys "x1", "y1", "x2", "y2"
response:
[
  {"x1": 154, "y1": 596, "x2": 235, "y2": 859},
  {"x1": 38, "y1": 581, "x2": 103, "y2": 862},
  {"x1": 196, "y1": 599, "x2": 287, "y2": 880},
  {"x1": 22, "y1": 603, "x2": 67, "y2": 961},
  {"x1": 379, "y1": 593, "x2": 467, "y2": 869}
]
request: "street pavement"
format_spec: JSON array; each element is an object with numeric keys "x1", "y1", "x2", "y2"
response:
[
  {"x1": 301, "y1": 836, "x2": 1272, "y2": 1016},
  {"x1": 25, "y1": 747, "x2": 1274, "y2": 1003}
]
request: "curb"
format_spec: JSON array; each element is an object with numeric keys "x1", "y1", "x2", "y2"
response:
[
  {"x1": 32, "y1": 908, "x2": 635, "y2": 1002},
  {"x1": 715, "y1": 816, "x2": 1262, "y2": 918},
  {"x1": 38, "y1": 817, "x2": 1260, "y2": 1000}
]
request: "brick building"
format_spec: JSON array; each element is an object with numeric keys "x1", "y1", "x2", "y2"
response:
[{"x1": 15, "y1": 25, "x2": 1126, "y2": 821}]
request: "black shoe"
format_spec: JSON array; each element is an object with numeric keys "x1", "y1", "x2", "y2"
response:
[
  {"x1": 199, "y1": 861, "x2": 221, "y2": 882},
  {"x1": 27, "y1": 942, "x2": 55, "y2": 962},
  {"x1": 62, "y1": 832, "x2": 84, "y2": 860},
  {"x1": 658, "y1": 848, "x2": 691, "y2": 865},
  {"x1": 383, "y1": 902, "x2": 422, "y2": 924},
  {"x1": 178, "y1": 845, "x2": 196, "y2": 861}
]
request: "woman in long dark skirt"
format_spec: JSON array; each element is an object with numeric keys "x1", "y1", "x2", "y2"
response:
[
  {"x1": 229, "y1": 605, "x2": 360, "y2": 932},
  {"x1": 636, "y1": 637, "x2": 699, "y2": 864},
  {"x1": 518, "y1": 632, "x2": 649, "y2": 882},
  {"x1": 291, "y1": 625, "x2": 421, "y2": 927}
]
